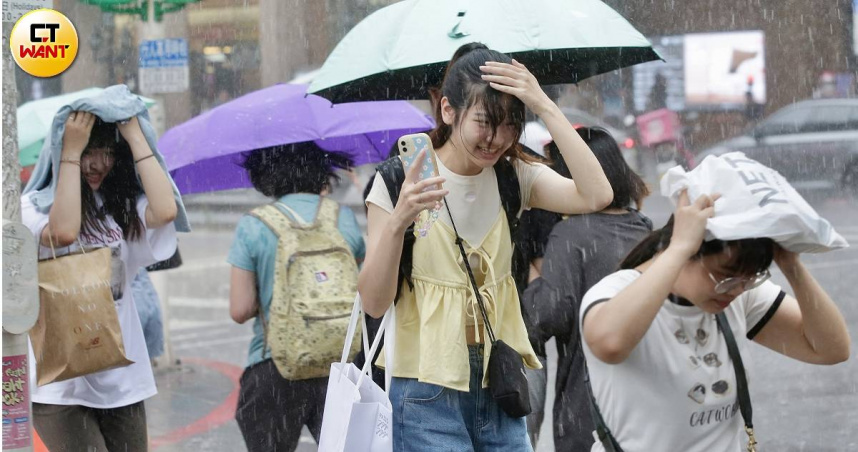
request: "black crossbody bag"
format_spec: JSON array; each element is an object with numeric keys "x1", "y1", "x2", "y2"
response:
[
  {"x1": 443, "y1": 198, "x2": 532, "y2": 418},
  {"x1": 588, "y1": 312, "x2": 757, "y2": 452}
]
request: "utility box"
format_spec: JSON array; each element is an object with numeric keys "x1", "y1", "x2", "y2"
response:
[{"x1": 3, "y1": 220, "x2": 39, "y2": 452}]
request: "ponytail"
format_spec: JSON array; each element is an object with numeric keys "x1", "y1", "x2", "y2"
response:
[{"x1": 428, "y1": 42, "x2": 489, "y2": 149}]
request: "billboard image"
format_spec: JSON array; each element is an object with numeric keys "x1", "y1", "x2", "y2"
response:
[{"x1": 683, "y1": 31, "x2": 766, "y2": 108}]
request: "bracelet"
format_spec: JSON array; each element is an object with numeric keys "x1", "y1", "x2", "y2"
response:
[
  {"x1": 60, "y1": 159, "x2": 80, "y2": 167},
  {"x1": 134, "y1": 154, "x2": 156, "y2": 164}
]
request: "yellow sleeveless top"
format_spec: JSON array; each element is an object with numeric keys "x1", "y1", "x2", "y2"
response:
[{"x1": 377, "y1": 209, "x2": 541, "y2": 392}]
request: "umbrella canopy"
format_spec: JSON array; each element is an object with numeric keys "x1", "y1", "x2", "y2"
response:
[
  {"x1": 308, "y1": 0, "x2": 661, "y2": 103},
  {"x1": 17, "y1": 88, "x2": 156, "y2": 167},
  {"x1": 159, "y1": 83, "x2": 434, "y2": 194}
]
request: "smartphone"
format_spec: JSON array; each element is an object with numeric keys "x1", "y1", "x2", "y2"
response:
[{"x1": 398, "y1": 133, "x2": 441, "y2": 191}]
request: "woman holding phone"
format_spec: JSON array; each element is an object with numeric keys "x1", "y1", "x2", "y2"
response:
[{"x1": 360, "y1": 43, "x2": 613, "y2": 450}]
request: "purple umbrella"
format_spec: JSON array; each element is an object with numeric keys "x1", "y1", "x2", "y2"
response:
[{"x1": 159, "y1": 83, "x2": 434, "y2": 194}]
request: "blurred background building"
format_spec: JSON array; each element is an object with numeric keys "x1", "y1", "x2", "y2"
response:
[{"x1": 12, "y1": 0, "x2": 857, "y2": 151}]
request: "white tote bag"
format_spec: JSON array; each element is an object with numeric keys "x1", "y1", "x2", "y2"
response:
[
  {"x1": 661, "y1": 152, "x2": 849, "y2": 253},
  {"x1": 318, "y1": 294, "x2": 395, "y2": 452}
]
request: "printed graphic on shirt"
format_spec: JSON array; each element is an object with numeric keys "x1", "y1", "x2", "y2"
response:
[{"x1": 671, "y1": 316, "x2": 728, "y2": 406}]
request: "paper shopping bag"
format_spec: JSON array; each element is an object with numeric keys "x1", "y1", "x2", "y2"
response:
[
  {"x1": 30, "y1": 246, "x2": 133, "y2": 386},
  {"x1": 318, "y1": 295, "x2": 394, "y2": 452},
  {"x1": 318, "y1": 362, "x2": 393, "y2": 452}
]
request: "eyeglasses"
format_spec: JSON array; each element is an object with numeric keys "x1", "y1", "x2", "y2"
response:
[{"x1": 703, "y1": 264, "x2": 771, "y2": 295}]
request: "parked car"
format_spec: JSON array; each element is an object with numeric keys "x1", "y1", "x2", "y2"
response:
[{"x1": 697, "y1": 99, "x2": 858, "y2": 194}]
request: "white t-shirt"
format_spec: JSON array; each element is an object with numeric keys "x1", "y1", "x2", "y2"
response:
[
  {"x1": 365, "y1": 157, "x2": 548, "y2": 247},
  {"x1": 22, "y1": 193, "x2": 177, "y2": 409},
  {"x1": 580, "y1": 270, "x2": 785, "y2": 452}
]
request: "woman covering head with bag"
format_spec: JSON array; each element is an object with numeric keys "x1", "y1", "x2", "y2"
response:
[
  {"x1": 580, "y1": 189, "x2": 850, "y2": 452},
  {"x1": 21, "y1": 90, "x2": 181, "y2": 451},
  {"x1": 360, "y1": 42, "x2": 613, "y2": 450}
]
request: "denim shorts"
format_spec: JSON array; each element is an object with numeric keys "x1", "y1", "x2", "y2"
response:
[{"x1": 389, "y1": 345, "x2": 533, "y2": 452}]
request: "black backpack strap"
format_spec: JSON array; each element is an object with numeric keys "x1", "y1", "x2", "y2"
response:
[
  {"x1": 374, "y1": 157, "x2": 415, "y2": 300},
  {"x1": 716, "y1": 312, "x2": 757, "y2": 452},
  {"x1": 493, "y1": 157, "x2": 521, "y2": 238}
]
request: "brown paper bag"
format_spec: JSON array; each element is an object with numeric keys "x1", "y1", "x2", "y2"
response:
[{"x1": 30, "y1": 246, "x2": 133, "y2": 386}]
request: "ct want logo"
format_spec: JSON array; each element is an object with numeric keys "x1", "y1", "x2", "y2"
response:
[{"x1": 10, "y1": 9, "x2": 79, "y2": 77}]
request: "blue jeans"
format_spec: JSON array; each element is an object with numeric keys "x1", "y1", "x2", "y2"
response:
[{"x1": 389, "y1": 345, "x2": 533, "y2": 452}]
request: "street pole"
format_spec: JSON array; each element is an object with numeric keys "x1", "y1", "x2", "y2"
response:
[
  {"x1": 3, "y1": 15, "x2": 34, "y2": 452},
  {"x1": 137, "y1": 0, "x2": 177, "y2": 367}
]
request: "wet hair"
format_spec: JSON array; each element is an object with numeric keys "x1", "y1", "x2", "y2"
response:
[
  {"x1": 428, "y1": 42, "x2": 537, "y2": 163},
  {"x1": 240, "y1": 141, "x2": 353, "y2": 198},
  {"x1": 80, "y1": 120, "x2": 144, "y2": 241},
  {"x1": 546, "y1": 127, "x2": 650, "y2": 209},
  {"x1": 619, "y1": 215, "x2": 775, "y2": 275}
]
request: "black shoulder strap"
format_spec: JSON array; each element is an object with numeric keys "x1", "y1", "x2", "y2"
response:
[
  {"x1": 375, "y1": 157, "x2": 415, "y2": 301},
  {"x1": 582, "y1": 348, "x2": 623, "y2": 452},
  {"x1": 716, "y1": 312, "x2": 757, "y2": 451},
  {"x1": 493, "y1": 157, "x2": 521, "y2": 237}
]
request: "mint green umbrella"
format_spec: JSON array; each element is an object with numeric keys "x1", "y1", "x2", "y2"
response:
[
  {"x1": 17, "y1": 88, "x2": 156, "y2": 167},
  {"x1": 308, "y1": 0, "x2": 660, "y2": 103}
]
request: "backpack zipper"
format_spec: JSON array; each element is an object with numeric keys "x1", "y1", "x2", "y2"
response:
[
  {"x1": 302, "y1": 312, "x2": 352, "y2": 324},
  {"x1": 287, "y1": 246, "x2": 353, "y2": 265}
]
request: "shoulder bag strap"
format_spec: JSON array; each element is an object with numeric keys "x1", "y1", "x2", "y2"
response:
[
  {"x1": 716, "y1": 312, "x2": 757, "y2": 452},
  {"x1": 581, "y1": 347, "x2": 623, "y2": 452}
]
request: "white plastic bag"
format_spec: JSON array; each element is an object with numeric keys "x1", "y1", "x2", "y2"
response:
[
  {"x1": 660, "y1": 152, "x2": 848, "y2": 253},
  {"x1": 318, "y1": 294, "x2": 395, "y2": 452}
]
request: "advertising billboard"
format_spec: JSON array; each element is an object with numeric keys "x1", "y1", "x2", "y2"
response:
[{"x1": 684, "y1": 30, "x2": 766, "y2": 108}]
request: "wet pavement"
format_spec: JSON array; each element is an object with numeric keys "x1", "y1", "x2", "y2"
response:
[{"x1": 135, "y1": 187, "x2": 858, "y2": 452}]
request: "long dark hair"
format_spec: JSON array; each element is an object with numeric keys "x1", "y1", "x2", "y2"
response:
[
  {"x1": 619, "y1": 215, "x2": 775, "y2": 274},
  {"x1": 81, "y1": 121, "x2": 144, "y2": 241},
  {"x1": 240, "y1": 141, "x2": 354, "y2": 198},
  {"x1": 546, "y1": 127, "x2": 650, "y2": 210},
  {"x1": 428, "y1": 42, "x2": 538, "y2": 164}
]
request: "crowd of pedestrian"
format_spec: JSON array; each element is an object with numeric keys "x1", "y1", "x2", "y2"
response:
[{"x1": 18, "y1": 42, "x2": 850, "y2": 452}]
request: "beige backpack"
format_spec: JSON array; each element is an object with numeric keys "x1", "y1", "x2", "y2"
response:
[{"x1": 250, "y1": 198, "x2": 359, "y2": 380}]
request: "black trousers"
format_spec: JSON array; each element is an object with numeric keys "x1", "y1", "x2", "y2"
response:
[{"x1": 235, "y1": 359, "x2": 328, "y2": 452}]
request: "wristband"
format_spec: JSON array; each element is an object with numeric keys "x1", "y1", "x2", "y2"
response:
[
  {"x1": 135, "y1": 154, "x2": 156, "y2": 164},
  {"x1": 60, "y1": 159, "x2": 80, "y2": 167}
]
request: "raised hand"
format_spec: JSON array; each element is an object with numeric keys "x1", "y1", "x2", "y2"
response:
[
  {"x1": 479, "y1": 59, "x2": 554, "y2": 116},
  {"x1": 117, "y1": 116, "x2": 146, "y2": 144},
  {"x1": 669, "y1": 189, "x2": 721, "y2": 258},
  {"x1": 62, "y1": 111, "x2": 96, "y2": 159}
]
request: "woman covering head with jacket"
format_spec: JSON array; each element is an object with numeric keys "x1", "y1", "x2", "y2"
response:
[{"x1": 22, "y1": 110, "x2": 179, "y2": 451}]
